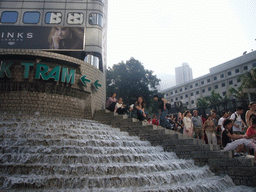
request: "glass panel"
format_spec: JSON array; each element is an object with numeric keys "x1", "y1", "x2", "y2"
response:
[
  {"x1": 97, "y1": 14, "x2": 103, "y2": 27},
  {"x1": 45, "y1": 12, "x2": 62, "y2": 24},
  {"x1": 67, "y1": 12, "x2": 84, "y2": 24},
  {"x1": 1, "y1": 11, "x2": 18, "y2": 23},
  {"x1": 89, "y1": 13, "x2": 103, "y2": 27},
  {"x1": 23, "y1": 12, "x2": 40, "y2": 24}
]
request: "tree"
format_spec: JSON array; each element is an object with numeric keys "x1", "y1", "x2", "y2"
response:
[
  {"x1": 228, "y1": 87, "x2": 248, "y2": 108},
  {"x1": 106, "y1": 57, "x2": 161, "y2": 113},
  {"x1": 240, "y1": 68, "x2": 256, "y2": 89},
  {"x1": 219, "y1": 94, "x2": 229, "y2": 111},
  {"x1": 196, "y1": 97, "x2": 209, "y2": 116},
  {"x1": 205, "y1": 90, "x2": 221, "y2": 111}
]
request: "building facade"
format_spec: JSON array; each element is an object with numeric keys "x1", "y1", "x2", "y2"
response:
[
  {"x1": 163, "y1": 51, "x2": 256, "y2": 110},
  {"x1": 175, "y1": 63, "x2": 193, "y2": 85},
  {"x1": 0, "y1": 0, "x2": 108, "y2": 118}
]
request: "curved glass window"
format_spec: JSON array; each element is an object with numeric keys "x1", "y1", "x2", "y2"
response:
[
  {"x1": 67, "y1": 12, "x2": 84, "y2": 25},
  {"x1": 45, "y1": 12, "x2": 62, "y2": 24},
  {"x1": 89, "y1": 13, "x2": 103, "y2": 27},
  {"x1": 1, "y1": 11, "x2": 18, "y2": 23},
  {"x1": 23, "y1": 12, "x2": 40, "y2": 24}
]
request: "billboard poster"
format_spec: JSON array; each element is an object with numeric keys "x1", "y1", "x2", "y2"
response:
[{"x1": 0, "y1": 26, "x2": 84, "y2": 51}]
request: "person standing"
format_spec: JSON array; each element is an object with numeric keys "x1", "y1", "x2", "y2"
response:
[
  {"x1": 230, "y1": 106, "x2": 246, "y2": 135},
  {"x1": 183, "y1": 110, "x2": 193, "y2": 137},
  {"x1": 191, "y1": 110, "x2": 203, "y2": 139},
  {"x1": 203, "y1": 114, "x2": 217, "y2": 145},
  {"x1": 245, "y1": 101, "x2": 256, "y2": 127},
  {"x1": 218, "y1": 111, "x2": 228, "y2": 132},
  {"x1": 153, "y1": 95, "x2": 169, "y2": 128}
]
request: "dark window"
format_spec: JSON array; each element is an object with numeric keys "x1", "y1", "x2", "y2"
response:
[
  {"x1": 45, "y1": 12, "x2": 62, "y2": 24},
  {"x1": 186, "y1": 102, "x2": 189, "y2": 105},
  {"x1": 229, "y1": 80, "x2": 233, "y2": 85},
  {"x1": 253, "y1": 63, "x2": 256, "y2": 68},
  {"x1": 196, "y1": 91, "x2": 199, "y2": 95},
  {"x1": 244, "y1": 65, "x2": 248, "y2": 70},
  {"x1": 175, "y1": 90, "x2": 177, "y2": 93},
  {"x1": 190, "y1": 85, "x2": 193, "y2": 88},
  {"x1": 1, "y1": 11, "x2": 18, "y2": 23},
  {"x1": 237, "y1": 78, "x2": 241, "y2": 83},
  {"x1": 171, "y1": 99, "x2": 173, "y2": 102},
  {"x1": 220, "y1": 74, "x2": 224, "y2": 78},
  {"x1": 89, "y1": 13, "x2": 103, "y2": 27},
  {"x1": 213, "y1": 76, "x2": 217, "y2": 81},
  {"x1": 185, "y1": 87, "x2": 188, "y2": 90},
  {"x1": 195, "y1": 83, "x2": 198, "y2": 87},
  {"x1": 207, "y1": 78, "x2": 211, "y2": 83},
  {"x1": 201, "y1": 81, "x2": 204, "y2": 85},
  {"x1": 222, "y1": 83, "x2": 225, "y2": 87},
  {"x1": 215, "y1": 85, "x2": 218, "y2": 89},
  {"x1": 191, "y1": 100, "x2": 194, "y2": 104},
  {"x1": 171, "y1": 92, "x2": 173, "y2": 95},
  {"x1": 235, "y1": 68, "x2": 239, "y2": 73},
  {"x1": 185, "y1": 94, "x2": 188, "y2": 98},
  {"x1": 208, "y1": 87, "x2": 211, "y2": 91},
  {"x1": 202, "y1": 89, "x2": 205, "y2": 93},
  {"x1": 223, "y1": 91, "x2": 226, "y2": 96},
  {"x1": 23, "y1": 12, "x2": 40, "y2": 24},
  {"x1": 67, "y1": 12, "x2": 84, "y2": 24},
  {"x1": 166, "y1": 93, "x2": 168, "y2": 96},
  {"x1": 227, "y1": 71, "x2": 232, "y2": 76},
  {"x1": 176, "y1": 97, "x2": 178, "y2": 101},
  {"x1": 180, "y1": 88, "x2": 182, "y2": 92},
  {"x1": 191, "y1": 92, "x2": 193, "y2": 96},
  {"x1": 180, "y1": 96, "x2": 183, "y2": 99}
]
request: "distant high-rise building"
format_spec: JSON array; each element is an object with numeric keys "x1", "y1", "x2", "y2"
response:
[{"x1": 175, "y1": 63, "x2": 193, "y2": 85}]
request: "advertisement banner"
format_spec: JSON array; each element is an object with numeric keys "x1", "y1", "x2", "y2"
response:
[{"x1": 0, "y1": 26, "x2": 84, "y2": 51}]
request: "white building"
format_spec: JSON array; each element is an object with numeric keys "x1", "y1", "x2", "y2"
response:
[
  {"x1": 163, "y1": 51, "x2": 256, "y2": 109},
  {"x1": 175, "y1": 63, "x2": 193, "y2": 85}
]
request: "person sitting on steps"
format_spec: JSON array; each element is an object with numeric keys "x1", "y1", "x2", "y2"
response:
[{"x1": 106, "y1": 92, "x2": 117, "y2": 112}]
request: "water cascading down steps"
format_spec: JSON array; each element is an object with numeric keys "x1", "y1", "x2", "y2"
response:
[{"x1": 0, "y1": 113, "x2": 254, "y2": 191}]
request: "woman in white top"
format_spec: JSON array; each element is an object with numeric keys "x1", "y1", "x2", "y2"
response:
[{"x1": 183, "y1": 110, "x2": 193, "y2": 137}]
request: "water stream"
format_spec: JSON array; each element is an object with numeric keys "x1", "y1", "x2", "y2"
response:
[{"x1": 0, "y1": 113, "x2": 255, "y2": 191}]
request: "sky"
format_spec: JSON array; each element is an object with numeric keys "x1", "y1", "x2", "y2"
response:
[{"x1": 107, "y1": 0, "x2": 256, "y2": 90}]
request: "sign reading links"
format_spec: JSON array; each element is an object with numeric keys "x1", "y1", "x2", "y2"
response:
[{"x1": 0, "y1": 62, "x2": 101, "y2": 89}]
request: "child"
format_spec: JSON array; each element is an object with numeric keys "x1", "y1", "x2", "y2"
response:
[
  {"x1": 114, "y1": 98, "x2": 127, "y2": 114},
  {"x1": 223, "y1": 119, "x2": 256, "y2": 159},
  {"x1": 152, "y1": 115, "x2": 159, "y2": 126}
]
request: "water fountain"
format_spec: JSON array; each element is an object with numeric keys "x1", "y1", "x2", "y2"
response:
[{"x1": 0, "y1": 112, "x2": 255, "y2": 191}]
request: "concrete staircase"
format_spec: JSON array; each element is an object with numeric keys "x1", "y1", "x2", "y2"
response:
[{"x1": 93, "y1": 109, "x2": 256, "y2": 187}]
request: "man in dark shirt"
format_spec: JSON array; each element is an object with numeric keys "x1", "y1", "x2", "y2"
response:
[
  {"x1": 222, "y1": 119, "x2": 247, "y2": 155},
  {"x1": 153, "y1": 95, "x2": 170, "y2": 128}
]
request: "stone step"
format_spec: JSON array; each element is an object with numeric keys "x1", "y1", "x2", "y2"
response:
[
  {"x1": 0, "y1": 132, "x2": 140, "y2": 141},
  {"x1": 0, "y1": 146, "x2": 164, "y2": 155},
  {"x1": 0, "y1": 152, "x2": 177, "y2": 165},
  {"x1": 1, "y1": 128, "x2": 130, "y2": 138},
  {"x1": 0, "y1": 166, "x2": 214, "y2": 189},
  {"x1": 0, "y1": 138, "x2": 152, "y2": 148},
  {"x1": 0, "y1": 159, "x2": 195, "y2": 176}
]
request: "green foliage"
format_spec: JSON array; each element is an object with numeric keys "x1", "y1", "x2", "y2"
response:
[
  {"x1": 196, "y1": 97, "x2": 208, "y2": 109},
  {"x1": 204, "y1": 90, "x2": 221, "y2": 111},
  {"x1": 106, "y1": 57, "x2": 161, "y2": 114},
  {"x1": 240, "y1": 68, "x2": 256, "y2": 89}
]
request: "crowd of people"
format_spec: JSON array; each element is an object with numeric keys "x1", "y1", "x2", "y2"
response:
[{"x1": 106, "y1": 93, "x2": 256, "y2": 160}]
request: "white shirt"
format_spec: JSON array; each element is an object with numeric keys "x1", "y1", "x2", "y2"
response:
[
  {"x1": 230, "y1": 112, "x2": 243, "y2": 132},
  {"x1": 218, "y1": 117, "x2": 226, "y2": 131}
]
